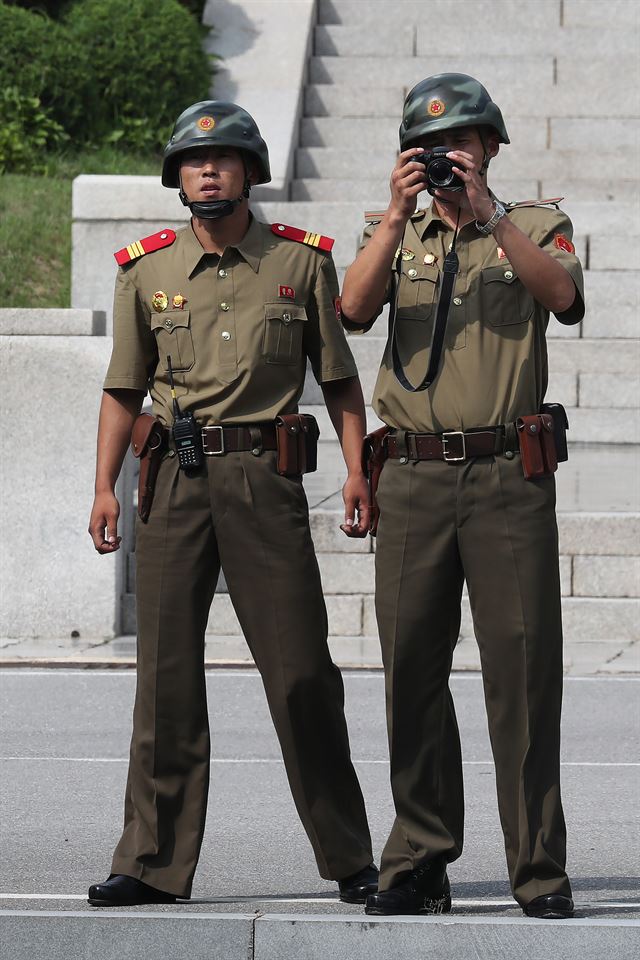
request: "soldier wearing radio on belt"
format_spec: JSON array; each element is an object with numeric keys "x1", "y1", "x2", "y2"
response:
[
  {"x1": 341, "y1": 74, "x2": 585, "y2": 919},
  {"x1": 86, "y1": 101, "x2": 378, "y2": 907}
]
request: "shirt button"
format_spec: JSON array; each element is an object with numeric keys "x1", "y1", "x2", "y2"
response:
[
  {"x1": 220, "y1": 302, "x2": 230, "y2": 311},
  {"x1": 218, "y1": 269, "x2": 227, "y2": 278},
  {"x1": 221, "y1": 331, "x2": 231, "y2": 341},
  {"x1": 164, "y1": 318, "x2": 173, "y2": 328},
  {"x1": 453, "y1": 297, "x2": 462, "y2": 306},
  {"x1": 504, "y1": 270, "x2": 514, "y2": 279},
  {"x1": 282, "y1": 312, "x2": 292, "y2": 324},
  {"x1": 407, "y1": 268, "x2": 418, "y2": 278},
  {"x1": 504, "y1": 450, "x2": 515, "y2": 460}
]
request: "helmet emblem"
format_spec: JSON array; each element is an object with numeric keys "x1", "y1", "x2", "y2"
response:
[
  {"x1": 427, "y1": 98, "x2": 445, "y2": 116},
  {"x1": 197, "y1": 116, "x2": 216, "y2": 131}
]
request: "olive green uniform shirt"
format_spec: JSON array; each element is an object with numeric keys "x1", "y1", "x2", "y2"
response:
[
  {"x1": 345, "y1": 202, "x2": 585, "y2": 432},
  {"x1": 104, "y1": 216, "x2": 357, "y2": 425}
]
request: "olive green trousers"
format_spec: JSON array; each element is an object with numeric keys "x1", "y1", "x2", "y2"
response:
[
  {"x1": 111, "y1": 451, "x2": 372, "y2": 897},
  {"x1": 374, "y1": 453, "x2": 571, "y2": 906}
]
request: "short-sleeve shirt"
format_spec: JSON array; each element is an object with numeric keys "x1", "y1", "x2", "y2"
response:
[
  {"x1": 343, "y1": 201, "x2": 585, "y2": 433},
  {"x1": 104, "y1": 216, "x2": 357, "y2": 426}
]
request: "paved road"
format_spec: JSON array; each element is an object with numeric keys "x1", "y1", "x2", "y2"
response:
[{"x1": 1, "y1": 667, "x2": 638, "y2": 921}]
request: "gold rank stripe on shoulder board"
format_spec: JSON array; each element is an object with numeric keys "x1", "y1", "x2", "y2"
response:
[
  {"x1": 270, "y1": 223, "x2": 334, "y2": 252},
  {"x1": 114, "y1": 229, "x2": 177, "y2": 266},
  {"x1": 506, "y1": 197, "x2": 564, "y2": 210}
]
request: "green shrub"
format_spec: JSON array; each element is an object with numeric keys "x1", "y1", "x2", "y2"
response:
[
  {"x1": 0, "y1": 87, "x2": 69, "y2": 174},
  {"x1": 64, "y1": 0, "x2": 215, "y2": 149},
  {"x1": 0, "y1": 5, "x2": 98, "y2": 140}
]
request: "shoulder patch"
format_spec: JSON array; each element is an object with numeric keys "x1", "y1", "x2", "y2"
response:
[
  {"x1": 506, "y1": 197, "x2": 564, "y2": 210},
  {"x1": 114, "y1": 229, "x2": 176, "y2": 266},
  {"x1": 271, "y1": 223, "x2": 334, "y2": 252}
]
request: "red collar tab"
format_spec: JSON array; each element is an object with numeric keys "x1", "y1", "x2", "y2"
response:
[
  {"x1": 271, "y1": 223, "x2": 334, "y2": 253},
  {"x1": 114, "y1": 229, "x2": 177, "y2": 266}
]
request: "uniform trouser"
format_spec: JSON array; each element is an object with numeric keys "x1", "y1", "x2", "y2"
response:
[
  {"x1": 111, "y1": 450, "x2": 373, "y2": 897},
  {"x1": 374, "y1": 453, "x2": 571, "y2": 907}
]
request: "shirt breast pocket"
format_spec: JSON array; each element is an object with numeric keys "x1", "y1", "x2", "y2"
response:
[
  {"x1": 396, "y1": 261, "x2": 439, "y2": 320},
  {"x1": 150, "y1": 310, "x2": 195, "y2": 371},
  {"x1": 263, "y1": 303, "x2": 307, "y2": 365},
  {"x1": 481, "y1": 266, "x2": 534, "y2": 327}
]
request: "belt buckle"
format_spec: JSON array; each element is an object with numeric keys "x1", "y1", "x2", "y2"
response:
[
  {"x1": 203, "y1": 425, "x2": 225, "y2": 456},
  {"x1": 441, "y1": 431, "x2": 466, "y2": 462}
]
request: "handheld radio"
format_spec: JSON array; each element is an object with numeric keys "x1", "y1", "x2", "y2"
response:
[{"x1": 167, "y1": 356, "x2": 204, "y2": 470}]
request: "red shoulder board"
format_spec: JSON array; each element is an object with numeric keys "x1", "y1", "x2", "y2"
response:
[
  {"x1": 114, "y1": 229, "x2": 176, "y2": 266},
  {"x1": 271, "y1": 223, "x2": 334, "y2": 253}
]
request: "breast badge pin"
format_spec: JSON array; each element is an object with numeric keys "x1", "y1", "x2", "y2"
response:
[
  {"x1": 152, "y1": 291, "x2": 169, "y2": 312},
  {"x1": 172, "y1": 293, "x2": 188, "y2": 310},
  {"x1": 401, "y1": 248, "x2": 415, "y2": 261},
  {"x1": 423, "y1": 253, "x2": 437, "y2": 265}
]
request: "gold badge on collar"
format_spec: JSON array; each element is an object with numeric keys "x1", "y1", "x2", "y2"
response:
[
  {"x1": 152, "y1": 291, "x2": 168, "y2": 312},
  {"x1": 172, "y1": 293, "x2": 188, "y2": 310},
  {"x1": 423, "y1": 253, "x2": 437, "y2": 265}
]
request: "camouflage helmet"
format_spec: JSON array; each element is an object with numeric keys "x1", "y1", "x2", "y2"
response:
[
  {"x1": 399, "y1": 73, "x2": 510, "y2": 148},
  {"x1": 162, "y1": 100, "x2": 271, "y2": 188}
]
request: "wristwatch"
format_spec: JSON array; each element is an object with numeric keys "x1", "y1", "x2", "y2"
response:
[{"x1": 476, "y1": 200, "x2": 507, "y2": 236}]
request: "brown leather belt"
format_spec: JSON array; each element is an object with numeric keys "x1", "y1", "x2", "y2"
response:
[
  {"x1": 197, "y1": 423, "x2": 278, "y2": 456},
  {"x1": 386, "y1": 428, "x2": 513, "y2": 463}
]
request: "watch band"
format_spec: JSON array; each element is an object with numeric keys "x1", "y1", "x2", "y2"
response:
[{"x1": 476, "y1": 200, "x2": 506, "y2": 236}]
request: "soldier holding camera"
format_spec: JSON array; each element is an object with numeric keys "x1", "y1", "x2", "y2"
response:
[{"x1": 341, "y1": 74, "x2": 584, "y2": 919}]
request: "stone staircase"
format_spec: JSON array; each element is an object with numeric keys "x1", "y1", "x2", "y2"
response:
[{"x1": 124, "y1": 0, "x2": 639, "y2": 655}]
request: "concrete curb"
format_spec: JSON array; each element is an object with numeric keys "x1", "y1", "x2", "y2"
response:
[{"x1": 1, "y1": 909, "x2": 638, "y2": 960}]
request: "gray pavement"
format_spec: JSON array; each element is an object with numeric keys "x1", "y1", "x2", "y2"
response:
[{"x1": 0, "y1": 668, "x2": 638, "y2": 958}]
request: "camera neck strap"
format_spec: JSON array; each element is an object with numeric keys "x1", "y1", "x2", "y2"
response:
[{"x1": 391, "y1": 207, "x2": 461, "y2": 392}]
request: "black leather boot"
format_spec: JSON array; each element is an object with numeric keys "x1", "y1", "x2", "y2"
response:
[
  {"x1": 338, "y1": 863, "x2": 379, "y2": 904},
  {"x1": 88, "y1": 874, "x2": 177, "y2": 907},
  {"x1": 523, "y1": 894, "x2": 574, "y2": 919},
  {"x1": 365, "y1": 856, "x2": 451, "y2": 916}
]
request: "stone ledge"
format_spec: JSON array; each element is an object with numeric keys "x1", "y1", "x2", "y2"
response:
[{"x1": 0, "y1": 309, "x2": 106, "y2": 336}]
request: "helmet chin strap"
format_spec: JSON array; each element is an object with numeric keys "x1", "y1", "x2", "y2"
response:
[{"x1": 178, "y1": 161, "x2": 252, "y2": 221}]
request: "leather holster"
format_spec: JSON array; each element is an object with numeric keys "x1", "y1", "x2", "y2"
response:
[
  {"x1": 516, "y1": 413, "x2": 558, "y2": 480},
  {"x1": 275, "y1": 414, "x2": 320, "y2": 476},
  {"x1": 362, "y1": 425, "x2": 391, "y2": 536},
  {"x1": 131, "y1": 413, "x2": 166, "y2": 521}
]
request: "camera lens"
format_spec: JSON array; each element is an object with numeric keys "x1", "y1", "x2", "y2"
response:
[{"x1": 428, "y1": 158, "x2": 455, "y2": 187}]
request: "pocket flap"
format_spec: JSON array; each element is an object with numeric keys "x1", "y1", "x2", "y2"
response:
[
  {"x1": 400, "y1": 261, "x2": 439, "y2": 282},
  {"x1": 482, "y1": 266, "x2": 518, "y2": 285},
  {"x1": 264, "y1": 303, "x2": 307, "y2": 325},
  {"x1": 150, "y1": 309, "x2": 191, "y2": 332}
]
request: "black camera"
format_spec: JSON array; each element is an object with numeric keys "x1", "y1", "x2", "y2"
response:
[{"x1": 412, "y1": 147, "x2": 465, "y2": 195}]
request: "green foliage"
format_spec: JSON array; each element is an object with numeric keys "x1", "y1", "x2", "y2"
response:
[
  {"x1": 64, "y1": 0, "x2": 215, "y2": 149},
  {"x1": 0, "y1": 87, "x2": 69, "y2": 174}
]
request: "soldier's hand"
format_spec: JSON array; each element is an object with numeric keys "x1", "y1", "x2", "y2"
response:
[
  {"x1": 340, "y1": 473, "x2": 371, "y2": 538},
  {"x1": 442, "y1": 149, "x2": 494, "y2": 224},
  {"x1": 88, "y1": 492, "x2": 123, "y2": 554},
  {"x1": 389, "y1": 148, "x2": 428, "y2": 219}
]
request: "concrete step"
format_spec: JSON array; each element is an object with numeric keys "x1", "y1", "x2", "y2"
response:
[
  {"x1": 292, "y1": 176, "x2": 640, "y2": 206},
  {"x1": 317, "y1": 0, "x2": 563, "y2": 30},
  {"x1": 308, "y1": 57, "x2": 640, "y2": 115},
  {"x1": 304, "y1": 80, "x2": 639, "y2": 120},
  {"x1": 296, "y1": 145, "x2": 636, "y2": 185},
  {"x1": 3, "y1": 909, "x2": 639, "y2": 960},
  {"x1": 300, "y1": 116, "x2": 640, "y2": 155},
  {"x1": 315, "y1": 23, "x2": 640, "y2": 58}
]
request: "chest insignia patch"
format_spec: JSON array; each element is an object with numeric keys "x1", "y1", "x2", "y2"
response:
[
  {"x1": 554, "y1": 233, "x2": 575, "y2": 254},
  {"x1": 497, "y1": 247, "x2": 507, "y2": 259},
  {"x1": 114, "y1": 229, "x2": 176, "y2": 266},
  {"x1": 278, "y1": 284, "x2": 296, "y2": 300},
  {"x1": 271, "y1": 223, "x2": 335, "y2": 253},
  {"x1": 423, "y1": 253, "x2": 437, "y2": 265},
  {"x1": 152, "y1": 291, "x2": 169, "y2": 312},
  {"x1": 172, "y1": 293, "x2": 188, "y2": 310}
]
